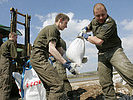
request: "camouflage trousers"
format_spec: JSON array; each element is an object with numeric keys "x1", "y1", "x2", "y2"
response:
[{"x1": 98, "y1": 47, "x2": 133, "y2": 100}]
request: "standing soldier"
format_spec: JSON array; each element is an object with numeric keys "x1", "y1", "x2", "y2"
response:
[
  {"x1": 0, "y1": 32, "x2": 17, "y2": 100},
  {"x1": 30, "y1": 13, "x2": 78, "y2": 100},
  {"x1": 80, "y1": 3, "x2": 133, "y2": 100}
]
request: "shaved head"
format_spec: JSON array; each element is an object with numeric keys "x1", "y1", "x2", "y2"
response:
[
  {"x1": 93, "y1": 3, "x2": 107, "y2": 15},
  {"x1": 93, "y1": 3, "x2": 107, "y2": 23}
]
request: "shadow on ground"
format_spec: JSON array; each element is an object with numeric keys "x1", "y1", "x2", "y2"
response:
[
  {"x1": 68, "y1": 88, "x2": 87, "y2": 100},
  {"x1": 71, "y1": 87, "x2": 133, "y2": 100}
]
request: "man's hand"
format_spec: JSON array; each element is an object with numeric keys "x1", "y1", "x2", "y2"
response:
[
  {"x1": 79, "y1": 26, "x2": 91, "y2": 40},
  {"x1": 81, "y1": 33, "x2": 91, "y2": 40},
  {"x1": 63, "y1": 61, "x2": 79, "y2": 75}
]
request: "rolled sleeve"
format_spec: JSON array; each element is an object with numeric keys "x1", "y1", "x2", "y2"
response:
[
  {"x1": 47, "y1": 28, "x2": 58, "y2": 43},
  {"x1": 46, "y1": 27, "x2": 61, "y2": 47},
  {"x1": 47, "y1": 36, "x2": 57, "y2": 43}
]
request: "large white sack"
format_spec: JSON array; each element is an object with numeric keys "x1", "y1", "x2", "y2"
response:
[
  {"x1": 65, "y1": 36, "x2": 85, "y2": 66},
  {"x1": 12, "y1": 67, "x2": 46, "y2": 100}
]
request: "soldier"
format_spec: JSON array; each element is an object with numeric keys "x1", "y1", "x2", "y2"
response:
[
  {"x1": 0, "y1": 32, "x2": 17, "y2": 100},
  {"x1": 30, "y1": 13, "x2": 78, "y2": 100},
  {"x1": 80, "y1": 3, "x2": 133, "y2": 100}
]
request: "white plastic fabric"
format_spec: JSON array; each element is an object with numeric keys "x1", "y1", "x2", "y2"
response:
[
  {"x1": 12, "y1": 67, "x2": 46, "y2": 100},
  {"x1": 65, "y1": 37, "x2": 85, "y2": 66}
]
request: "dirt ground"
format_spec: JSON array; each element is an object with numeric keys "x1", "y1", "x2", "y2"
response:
[
  {"x1": 70, "y1": 79, "x2": 133, "y2": 100},
  {"x1": 70, "y1": 80, "x2": 103, "y2": 100}
]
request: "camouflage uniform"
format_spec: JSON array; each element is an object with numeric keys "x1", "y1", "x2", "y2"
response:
[
  {"x1": 0, "y1": 40, "x2": 17, "y2": 100},
  {"x1": 30, "y1": 24, "x2": 65, "y2": 100},
  {"x1": 88, "y1": 15, "x2": 133, "y2": 100},
  {"x1": 52, "y1": 38, "x2": 72, "y2": 97}
]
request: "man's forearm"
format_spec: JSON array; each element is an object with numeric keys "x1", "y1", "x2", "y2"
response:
[
  {"x1": 51, "y1": 49, "x2": 66, "y2": 64},
  {"x1": 87, "y1": 36, "x2": 104, "y2": 45},
  {"x1": 49, "y1": 42, "x2": 66, "y2": 64}
]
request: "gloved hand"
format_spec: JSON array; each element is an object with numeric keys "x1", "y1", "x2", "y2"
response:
[
  {"x1": 63, "y1": 61, "x2": 79, "y2": 75},
  {"x1": 81, "y1": 33, "x2": 91, "y2": 40},
  {"x1": 78, "y1": 26, "x2": 91, "y2": 40}
]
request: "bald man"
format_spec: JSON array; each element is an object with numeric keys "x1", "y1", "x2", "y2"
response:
[{"x1": 81, "y1": 3, "x2": 133, "y2": 100}]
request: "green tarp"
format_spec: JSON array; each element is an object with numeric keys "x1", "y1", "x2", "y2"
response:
[{"x1": 0, "y1": 24, "x2": 22, "y2": 37}]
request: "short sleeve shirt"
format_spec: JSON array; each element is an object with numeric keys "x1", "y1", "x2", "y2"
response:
[
  {"x1": 88, "y1": 15, "x2": 121, "y2": 51},
  {"x1": 31, "y1": 24, "x2": 61, "y2": 60}
]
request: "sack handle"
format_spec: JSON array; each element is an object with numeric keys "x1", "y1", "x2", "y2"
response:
[
  {"x1": 21, "y1": 59, "x2": 32, "y2": 99},
  {"x1": 23, "y1": 59, "x2": 32, "y2": 70}
]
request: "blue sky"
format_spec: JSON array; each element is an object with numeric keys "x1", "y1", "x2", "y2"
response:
[{"x1": 0, "y1": 0, "x2": 133, "y2": 73}]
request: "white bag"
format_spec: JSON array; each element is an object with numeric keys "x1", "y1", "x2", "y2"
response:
[
  {"x1": 65, "y1": 36, "x2": 85, "y2": 66},
  {"x1": 12, "y1": 60, "x2": 46, "y2": 100}
]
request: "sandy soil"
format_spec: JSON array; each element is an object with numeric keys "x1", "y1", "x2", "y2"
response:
[
  {"x1": 70, "y1": 80, "x2": 103, "y2": 100},
  {"x1": 70, "y1": 79, "x2": 133, "y2": 100}
]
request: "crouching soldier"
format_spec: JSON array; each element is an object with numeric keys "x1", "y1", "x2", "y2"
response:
[{"x1": 30, "y1": 13, "x2": 78, "y2": 100}]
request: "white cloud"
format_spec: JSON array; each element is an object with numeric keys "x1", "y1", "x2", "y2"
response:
[
  {"x1": 42, "y1": 13, "x2": 58, "y2": 28},
  {"x1": 120, "y1": 19, "x2": 133, "y2": 62},
  {"x1": 62, "y1": 12, "x2": 90, "y2": 40},
  {"x1": 120, "y1": 19, "x2": 133, "y2": 32},
  {"x1": 0, "y1": 0, "x2": 8, "y2": 4},
  {"x1": 36, "y1": 12, "x2": 91, "y2": 44},
  {"x1": 121, "y1": 34, "x2": 133, "y2": 61},
  {"x1": 122, "y1": 34, "x2": 133, "y2": 51},
  {"x1": 35, "y1": 14, "x2": 45, "y2": 22}
]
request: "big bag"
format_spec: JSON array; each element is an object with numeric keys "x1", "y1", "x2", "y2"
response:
[
  {"x1": 65, "y1": 36, "x2": 85, "y2": 66},
  {"x1": 12, "y1": 60, "x2": 46, "y2": 100}
]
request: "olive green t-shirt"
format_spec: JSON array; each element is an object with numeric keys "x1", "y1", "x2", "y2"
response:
[
  {"x1": 31, "y1": 24, "x2": 61, "y2": 61},
  {"x1": 88, "y1": 15, "x2": 121, "y2": 51},
  {"x1": 1, "y1": 39, "x2": 17, "y2": 58}
]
